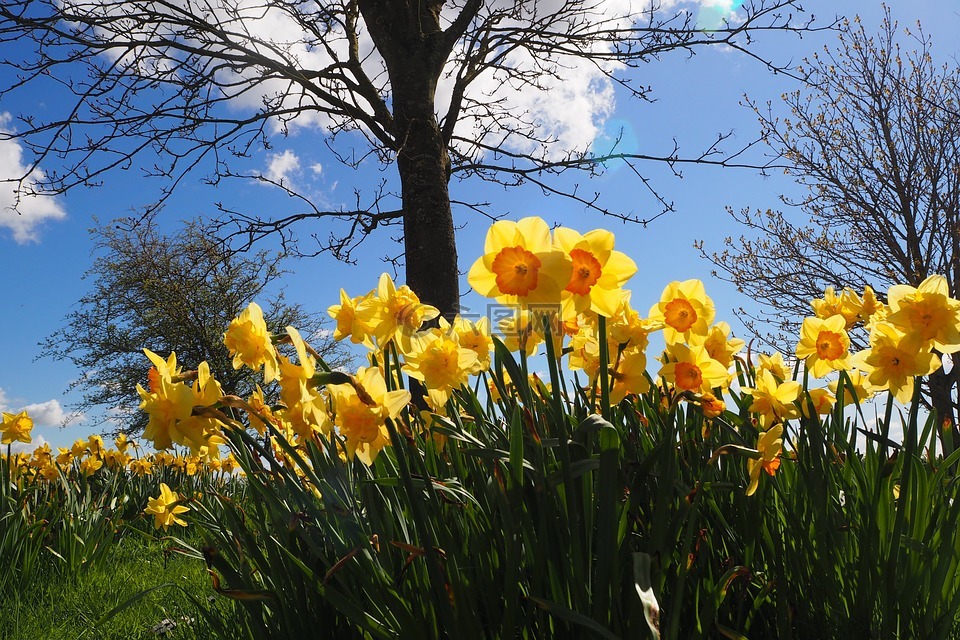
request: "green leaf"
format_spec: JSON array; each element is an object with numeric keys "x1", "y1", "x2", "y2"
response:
[{"x1": 528, "y1": 595, "x2": 622, "y2": 640}]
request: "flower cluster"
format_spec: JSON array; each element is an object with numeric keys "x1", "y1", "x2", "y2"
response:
[
  {"x1": 2, "y1": 432, "x2": 240, "y2": 483},
  {"x1": 131, "y1": 216, "x2": 960, "y2": 500}
]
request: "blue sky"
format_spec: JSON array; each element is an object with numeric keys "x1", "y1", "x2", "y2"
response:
[{"x1": 0, "y1": 0, "x2": 957, "y2": 451}]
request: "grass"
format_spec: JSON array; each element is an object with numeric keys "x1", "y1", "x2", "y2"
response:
[{"x1": 1, "y1": 529, "x2": 236, "y2": 640}]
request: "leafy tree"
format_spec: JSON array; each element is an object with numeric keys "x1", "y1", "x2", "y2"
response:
[
  {"x1": 40, "y1": 212, "x2": 353, "y2": 435},
  {"x1": 701, "y1": 11, "x2": 960, "y2": 438},
  {"x1": 0, "y1": 0, "x2": 822, "y2": 318}
]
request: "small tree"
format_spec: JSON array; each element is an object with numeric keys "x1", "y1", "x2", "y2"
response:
[
  {"x1": 701, "y1": 10, "x2": 960, "y2": 439},
  {"x1": 41, "y1": 212, "x2": 353, "y2": 435}
]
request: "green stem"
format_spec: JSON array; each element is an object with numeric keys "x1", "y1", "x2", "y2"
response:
[{"x1": 598, "y1": 315, "x2": 611, "y2": 421}]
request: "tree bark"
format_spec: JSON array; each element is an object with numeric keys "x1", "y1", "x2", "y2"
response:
[
  {"x1": 928, "y1": 365, "x2": 960, "y2": 455},
  {"x1": 359, "y1": 0, "x2": 460, "y2": 319}
]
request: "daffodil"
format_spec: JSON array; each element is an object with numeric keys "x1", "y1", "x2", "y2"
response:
[
  {"x1": 852, "y1": 322, "x2": 941, "y2": 403},
  {"x1": 828, "y1": 370, "x2": 875, "y2": 406},
  {"x1": 746, "y1": 424, "x2": 783, "y2": 496},
  {"x1": 858, "y1": 286, "x2": 884, "y2": 324},
  {"x1": 649, "y1": 279, "x2": 715, "y2": 345},
  {"x1": 886, "y1": 275, "x2": 960, "y2": 353},
  {"x1": 144, "y1": 483, "x2": 190, "y2": 530},
  {"x1": 812, "y1": 286, "x2": 863, "y2": 328},
  {"x1": 568, "y1": 323, "x2": 602, "y2": 378},
  {"x1": 174, "y1": 361, "x2": 227, "y2": 453},
  {"x1": 690, "y1": 322, "x2": 744, "y2": 385},
  {"x1": 468, "y1": 217, "x2": 572, "y2": 307},
  {"x1": 328, "y1": 367, "x2": 410, "y2": 465},
  {"x1": 497, "y1": 309, "x2": 545, "y2": 357},
  {"x1": 224, "y1": 302, "x2": 280, "y2": 383},
  {"x1": 368, "y1": 273, "x2": 439, "y2": 348},
  {"x1": 138, "y1": 366, "x2": 195, "y2": 451},
  {"x1": 0, "y1": 410, "x2": 33, "y2": 445},
  {"x1": 451, "y1": 315, "x2": 493, "y2": 374},
  {"x1": 698, "y1": 392, "x2": 726, "y2": 419},
  {"x1": 799, "y1": 387, "x2": 835, "y2": 419},
  {"x1": 607, "y1": 297, "x2": 662, "y2": 353},
  {"x1": 741, "y1": 369, "x2": 801, "y2": 429},
  {"x1": 659, "y1": 343, "x2": 729, "y2": 394},
  {"x1": 553, "y1": 226, "x2": 636, "y2": 318},
  {"x1": 795, "y1": 315, "x2": 852, "y2": 378},
  {"x1": 80, "y1": 455, "x2": 103, "y2": 476},
  {"x1": 327, "y1": 289, "x2": 378, "y2": 348},
  {"x1": 609, "y1": 350, "x2": 650, "y2": 404},
  {"x1": 755, "y1": 352, "x2": 791, "y2": 382},
  {"x1": 403, "y1": 326, "x2": 479, "y2": 410}
]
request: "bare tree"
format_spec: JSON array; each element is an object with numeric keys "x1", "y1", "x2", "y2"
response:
[
  {"x1": 40, "y1": 212, "x2": 353, "y2": 435},
  {"x1": 701, "y1": 10, "x2": 960, "y2": 436},
  {"x1": 0, "y1": 0, "x2": 822, "y2": 318}
]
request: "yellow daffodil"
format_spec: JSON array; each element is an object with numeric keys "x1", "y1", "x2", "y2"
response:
[
  {"x1": 568, "y1": 323, "x2": 602, "y2": 378},
  {"x1": 886, "y1": 275, "x2": 960, "y2": 354},
  {"x1": 368, "y1": 273, "x2": 439, "y2": 348},
  {"x1": 451, "y1": 315, "x2": 493, "y2": 374},
  {"x1": 659, "y1": 343, "x2": 729, "y2": 394},
  {"x1": 138, "y1": 368, "x2": 195, "y2": 451},
  {"x1": 852, "y1": 322, "x2": 941, "y2": 403},
  {"x1": 756, "y1": 352, "x2": 791, "y2": 382},
  {"x1": 246, "y1": 384, "x2": 277, "y2": 436},
  {"x1": 0, "y1": 410, "x2": 33, "y2": 445},
  {"x1": 130, "y1": 458, "x2": 153, "y2": 476},
  {"x1": 468, "y1": 217, "x2": 572, "y2": 307},
  {"x1": 828, "y1": 370, "x2": 875, "y2": 406},
  {"x1": 799, "y1": 387, "x2": 835, "y2": 419},
  {"x1": 609, "y1": 350, "x2": 650, "y2": 404},
  {"x1": 553, "y1": 226, "x2": 636, "y2": 318},
  {"x1": 144, "y1": 483, "x2": 190, "y2": 531},
  {"x1": 328, "y1": 367, "x2": 410, "y2": 465},
  {"x1": 698, "y1": 392, "x2": 726, "y2": 419},
  {"x1": 56, "y1": 447, "x2": 73, "y2": 466},
  {"x1": 403, "y1": 326, "x2": 478, "y2": 410},
  {"x1": 224, "y1": 302, "x2": 280, "y2": 383},
  {"x1": 859, "y1": 286, "x2": 884, "y2": 324},
  {"x1": 746, "y1": 424, "x2": 784, "y2": 496},
  {"x1": 741, "y1": 369, "x2": 801, "y2": 429},
  {"x1": 498, "y1": 309, "x2": 546, "y2": 357},
  {"x1": 80, "y1": 455, "x2": 103, "y2": 476},
  {"x1": 175, "y1": 361, "x2": 227, "y2": 453},
  {"x1": 327, "y1": 289, "x2": 378, "y2": 348},
  {"x1": 607, "y1": 297, "x2": 662, "y2": 353},
  {"x1": 690, "y1": 321, "x2": 745, "y2": 374},
  {"x1": 812, "y1": 286, "x2": 864, "y2": 328},
  {"x1": 649, "y1": 279, "x2": 715, "y2": 345},
  {"x1": 795, "y1": 315, "x2": 852, "y2": 378}
]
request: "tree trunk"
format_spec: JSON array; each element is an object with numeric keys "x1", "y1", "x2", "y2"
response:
[
  {"x1": 395, "y1": 111, "x2": 459, "y2": 319},
  {"x1": 928, "y1": 365, "x2": 960, "y2": 456},
  {"x1": 359, "y1": 0, "x2": 460, "y2": 319}
]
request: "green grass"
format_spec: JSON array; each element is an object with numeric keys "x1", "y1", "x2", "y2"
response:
[{"x1": 1, "y1": 530, "x2": 237, "y2": 640}]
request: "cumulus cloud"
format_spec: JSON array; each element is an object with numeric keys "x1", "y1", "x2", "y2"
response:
[
  {"x1": 0, "y1": 113, "x2": 67, "y2": 243},
  {"x1": 0, "y1": 388, "x2": 83, "y2": 428},
  {"x1": 264, "y1": 150, "x2": 301, "y2": 186},
  {"x1": 20, "y1": 399, "x2": 83, "y2": 427}
]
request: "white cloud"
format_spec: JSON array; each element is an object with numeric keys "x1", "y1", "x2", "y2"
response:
[
  {"x1": 74, "y1": 0, "x2": 744, "y2": 173},
  {"x1": 264, "y1": 150, "x2": 301, "y2": 186},
  {"x1": 0, "y1": 388, "x2": 83, "y2": 428},
  {"x1": 20, "y1": 399, "x2": 83, "y2": 427},
  {"x1": 0, "y1": 113, "x2": 67, "y2": 243}
]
